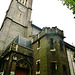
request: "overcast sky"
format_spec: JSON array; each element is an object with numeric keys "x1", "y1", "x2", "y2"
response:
[{"x1": 0, "y1": 0, "x2": 75, "y2": 45}]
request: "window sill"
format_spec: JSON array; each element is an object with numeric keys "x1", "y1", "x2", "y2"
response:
[
  {"x1": 37, "y1": 47, "x2": 40, "y2": 50},
  {"x1": 0, "y1": 71, "x2": 4, "y2": 75},
  {"x1": 50, "y1": 49, "x2": 56, "y2": 52},
  {"x1": 36, "y1": 71, "x2": 40, "y2": 75}
]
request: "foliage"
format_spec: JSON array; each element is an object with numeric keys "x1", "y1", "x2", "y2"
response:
[{"x1": 60, "y1": 0, "x2": 75, "y2": 14}]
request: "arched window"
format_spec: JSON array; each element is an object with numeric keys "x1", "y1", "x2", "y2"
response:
[
  {"x1": 36, "y1": 60, "x2": 40, "y2": 75},
  {"x1": 17, "y1": 0, "x2": 27, "y2": 5}
]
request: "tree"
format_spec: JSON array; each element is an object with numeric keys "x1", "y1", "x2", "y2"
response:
[{"x1": 59, "y1": 0, "x2": 75, "y2": 14}]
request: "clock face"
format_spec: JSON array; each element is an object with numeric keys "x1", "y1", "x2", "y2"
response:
[{"x1": 19, "y1": 5, "x2": 25, "y2": 12}]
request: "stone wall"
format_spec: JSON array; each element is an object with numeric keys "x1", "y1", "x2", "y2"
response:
[{"x1": 32, "y1": 27, "x2": 70, "y2": 75}]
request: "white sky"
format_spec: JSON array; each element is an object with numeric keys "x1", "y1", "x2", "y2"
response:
[{"x1": 0, "y1": 0, "x2": 75, "y2": 45}]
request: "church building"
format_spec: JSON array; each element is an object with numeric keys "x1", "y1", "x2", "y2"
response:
[{"x1": 0, "y1": 0, "x2": 75, "y2": 75}]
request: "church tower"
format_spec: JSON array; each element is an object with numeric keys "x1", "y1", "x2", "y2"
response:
[
  {"x1": 6, "y1": 0, "x2": 32, "y2": 26},
  {"x1": 0, "y1": 0, "x2": 33, "y2": 51}
]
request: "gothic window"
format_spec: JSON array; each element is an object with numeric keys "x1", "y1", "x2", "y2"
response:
[
  {"x1": 36, "y1": 60, "x2": 40, "y2": 75},
  {"x1": 60, "y1": 40, "x2": 63, "y2": 51},
  {"x1": 50, "y1": 38, "x2": 54, "y2": 49}
]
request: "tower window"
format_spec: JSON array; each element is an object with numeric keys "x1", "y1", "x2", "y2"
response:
[
  {"x1": 60, "y1": 40, "x2": 63, "y2": 51},
  {"x1": 37, "y1": 40, "x2": 40, "y2": 50},
  {"x1": 38, "y1": 40, "x2": 40, "y2": 48},
  {"x1": 18, "y1": 0, "x2": 27, "y2": 5},
  {"x1": 51, "y1": 62, "x2": 57, "y2": 75},
  {"x1": 25, "y1": 0, "x2": 27, "y2": 5},
  {"x1": 50, "y1": 38, "x2": 54, "y2": 49}
]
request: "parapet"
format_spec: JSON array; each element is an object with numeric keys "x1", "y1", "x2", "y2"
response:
[
  {"x1": 32, "y1": 26, "x2": 65, "y2": 42},
  {"x1": 42, "y1": 26, "x2": 64, "y2": 36}
]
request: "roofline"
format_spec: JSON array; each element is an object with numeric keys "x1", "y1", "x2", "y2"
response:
[
  {"x1": 31, "y1": 24, "x2": 42, "y2": 31},
  {"x1": 64, "y1": 41, "x2": 75, "y2": 52},
  {"x1": 32, "y1": 33, "x2": 65, "y2": 44}
]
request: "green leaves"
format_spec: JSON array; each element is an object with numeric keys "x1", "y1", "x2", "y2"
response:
[{"x1": 60, "y1": 0, "x2": 75, "y2": 14}]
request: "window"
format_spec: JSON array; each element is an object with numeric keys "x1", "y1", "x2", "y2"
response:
[
  {"x1": 51, "y1": 62, "x2": 57, "y2": 75},
  {"x1": 60, "y1": 40, "x2": 63, "y2": 51},
  {"x1": 36, "y1": 60, "x2": 40, "y2": 75},
  {"x1": 37, "y1": 40, "x2": 40, "y2": 48},
  {"x1": 25, "y1": 0, "x2": 27, "y2": 5},
  {"x1": 63, "y1": 65, "x2": 67, "y2": 75},
  {"x1": 50, "y1": 38, "x2": 54, "y2": 49},
  {"x1": 36, "y1": 60, "x2": 40, "y2": 72},
  {"x1": 38, "y1": 40, "x2": 40, "y2": 48},
  {"x1": 18, "y1": 0, "x2": 27, "y2": 5},
  {"x1": 37, "y1": 40, "x2": 40, "y2": 50}
]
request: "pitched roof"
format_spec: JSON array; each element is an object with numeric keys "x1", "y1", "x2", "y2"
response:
[
  {"x1": 64, "y1": 41, "x2": 75, "y2": 52},
  {"x1": 31, "y1": 24, "x2": 42, "y2": 31}
]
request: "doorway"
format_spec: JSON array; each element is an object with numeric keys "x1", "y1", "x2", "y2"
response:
[{"x1": 15, "y1": 68, "x2": 27, "y2": 75}]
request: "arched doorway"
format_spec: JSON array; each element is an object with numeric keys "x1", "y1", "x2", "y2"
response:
[
  {"x1": 15, "y1": 58, "x2": 32, "y2": 75},
  {"x1": 15, "y1": 67, "x2": 28, "y2": 75}
]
